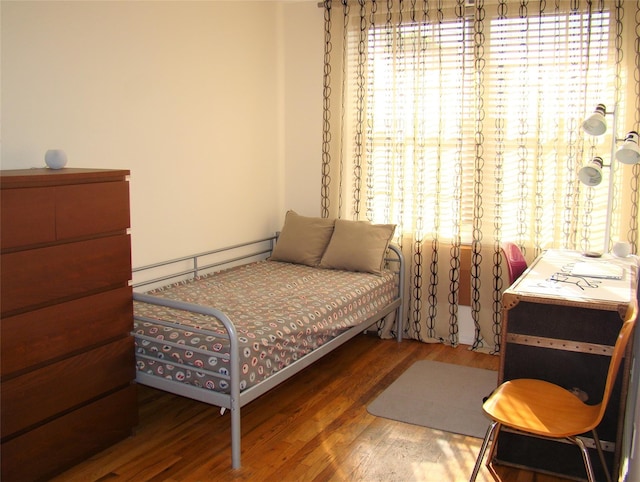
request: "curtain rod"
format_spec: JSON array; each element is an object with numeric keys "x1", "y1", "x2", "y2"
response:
[{"x1": 317, "y1": 0, "x2": 476, "y2": 6}]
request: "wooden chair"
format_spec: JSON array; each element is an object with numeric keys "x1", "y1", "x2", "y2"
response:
[
  {"x1": 470, "y1": 300, "x2": 638, "y2": 482},
  {"x1": 501, "y1": 242, "x2": 528, "y2": 285}
]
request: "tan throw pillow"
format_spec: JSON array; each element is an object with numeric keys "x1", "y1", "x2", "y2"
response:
[
  {"x1": 270, "y1": 211, "x2": 335, "y2": 266},
  {"x1": 320, "y1": 219, "x2": 396, "y2": 274}
]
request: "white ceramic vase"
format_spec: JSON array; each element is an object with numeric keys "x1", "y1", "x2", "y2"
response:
[{"x1": 45, "y1": 149, "x2": 68, "y2": 169}]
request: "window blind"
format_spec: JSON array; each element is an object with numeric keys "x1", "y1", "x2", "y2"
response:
[{"x1": 341, "y1": 3, "x2": 617, "y2": 251}]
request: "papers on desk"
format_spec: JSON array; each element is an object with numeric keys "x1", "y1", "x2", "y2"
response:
[
  {"x1": 509, "y1": 250, "x2": 634, "y2": 305},
  {"x1": 569, "y1": 261, "x2": 625, "y2": 280}
]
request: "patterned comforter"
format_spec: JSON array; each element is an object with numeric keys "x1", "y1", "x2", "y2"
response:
[{"x1": 133, "y1": 260, "x2": 398, "y2": 393}]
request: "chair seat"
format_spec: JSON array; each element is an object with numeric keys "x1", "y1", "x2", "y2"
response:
[{"x1": 483, "y1": 378, "x2": 601, "y2": 438}]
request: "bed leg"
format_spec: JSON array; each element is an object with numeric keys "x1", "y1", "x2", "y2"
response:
[
  {"x1": 396, "y1": 304, "x2": 403, "y2": 342},
  {"x1": 229, "y1": 321, "x2": 242, "y2": 468},
  {"x1": 231, "y1": 402, "x2": 241, "y2": 469}
]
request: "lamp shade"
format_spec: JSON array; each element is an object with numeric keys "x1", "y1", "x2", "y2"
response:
[
  {"x1": 578, "y1": 157, "x2": 604, "y2": 186},
  {"x1": 582, "y1": 104, "x2": 608, "y2": 136},
  {"x1": 615, "y1": 131, "x2": 640, "y2": 165}
]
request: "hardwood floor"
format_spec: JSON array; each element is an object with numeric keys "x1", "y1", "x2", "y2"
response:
[{"x1": 53, "y1": 334, "x2": 570, "y2": 482}]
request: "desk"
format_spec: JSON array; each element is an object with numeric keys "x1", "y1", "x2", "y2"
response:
[{"x1": 495, "y1": 250, "x2": 638, "y2": 480}]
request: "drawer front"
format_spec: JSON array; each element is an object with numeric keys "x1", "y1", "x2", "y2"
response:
[
  {"x1": 1, "y1": 336, "x2": 135, "y2": 439},
  {"x1": 1, "y1": 186, "x2": 56, "y2": 250},
  {"x1": 1, "y1": 234, "x2": 131, "y2": 315},
  {"x1": 505, "y1": 301, "x2": 622, "y2": 345},
  {"x1": 56, "y1": 181, "x2": 130, "y2": 239},
  {"x1": 1, "y1": 385, "x2": 137, "y2": 482},
  {"x1": 1, "y1": 286, "x2": 133, "y2": 377}
]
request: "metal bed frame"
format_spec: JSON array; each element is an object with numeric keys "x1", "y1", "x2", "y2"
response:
[{"x1": 132, "y1": 236, "x2": 404, "y2": 469}]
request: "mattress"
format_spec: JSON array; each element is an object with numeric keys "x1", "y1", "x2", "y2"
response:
[{"x1": 133, "y1": 260, "x2": 397, "y2": 393}]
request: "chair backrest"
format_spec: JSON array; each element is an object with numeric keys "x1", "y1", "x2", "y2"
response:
[
  {"x1": 501, "y1": 242, "x2": 528, "y2": 285},
  {"x1": 591, "y1": 300, "x2": 638, "y2": 431}
]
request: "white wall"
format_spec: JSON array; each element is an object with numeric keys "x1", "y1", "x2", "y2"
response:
[
  {"x1": 282, "y1": 2, "x2": 324, "y2": 217},
  {"x1": 1, "y1": 0, "x2": 324, "y2": 267}
]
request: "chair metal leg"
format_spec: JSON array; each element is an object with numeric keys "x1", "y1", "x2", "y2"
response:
[
  {"x1": 470, "y1": 422, "x2": 499, "y2": 482},
  {"x1": 572, "y1": 436, "x2": 597, "y2": 482},
  {"x1": 591, "y1": 429, "x2": 612, "y2": 482},
  {"x1": 485, "y1": 422, "x2": 501, "y2": 469}
]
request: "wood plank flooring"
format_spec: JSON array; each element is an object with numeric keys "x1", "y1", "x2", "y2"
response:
[{"x1": 53, "y1": 334, "x2": 569, "y2": 482}]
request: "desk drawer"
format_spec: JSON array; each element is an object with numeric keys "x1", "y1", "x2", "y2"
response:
[{"x1": 505, "y1": 300, "x2": 621, "y2": 345}]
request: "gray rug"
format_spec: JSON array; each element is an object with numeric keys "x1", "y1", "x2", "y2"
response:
[{"x1": 367, "y1": 360, "x2": 498, "y2": 438}]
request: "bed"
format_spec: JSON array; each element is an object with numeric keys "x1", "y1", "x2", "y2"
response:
[{"x1": 131, "y1": 212, "x2": 405, "y2": 469}]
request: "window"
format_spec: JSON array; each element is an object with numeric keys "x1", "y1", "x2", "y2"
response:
[{"x1": 342, "y1": 5, "x2": 617, "y2": 250}]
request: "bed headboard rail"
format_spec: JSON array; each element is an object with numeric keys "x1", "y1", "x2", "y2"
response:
[{"x1": 132, "y1": 236, "x2": 277, "y2": 289}]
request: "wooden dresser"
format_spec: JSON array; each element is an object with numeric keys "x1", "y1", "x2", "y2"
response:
[
  {"x1": 495, "y1": 249, "x2": 638, "y2": 480},
  {"x1": 0, "y1": 168, "x2": 138, "y2": 481}
]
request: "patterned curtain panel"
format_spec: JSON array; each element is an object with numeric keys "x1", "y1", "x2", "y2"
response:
[{"x1": 321, "y1": 0, "x2": 640, "y2": 353}]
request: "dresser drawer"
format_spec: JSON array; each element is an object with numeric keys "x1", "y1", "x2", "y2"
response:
[
  {"x1": 56, "y1": 181, "x2": 130, "y2": 239},
  {"x1": 1, "y1": 286, "x2": 133, "y2": 377},
  {"x1": 1, "y1": 180, "x2": 129, "y2": 252},
  {"x1": 1, "y1": 336, "x2": 135, "y2": 439},
  {"x1": 1, "y1": 384, "x2": 137, "y2": 482},
  {"x1": 1, "y1": 234, "x2": 131, "y2": 315},
  {"x1": 1, "y1": 186, "x2": 56, "y2": 250}
]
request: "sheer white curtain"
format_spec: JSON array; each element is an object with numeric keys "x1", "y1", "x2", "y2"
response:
[{"x1": 321, "y1": 0, "x2": 640, "y2": 353}]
